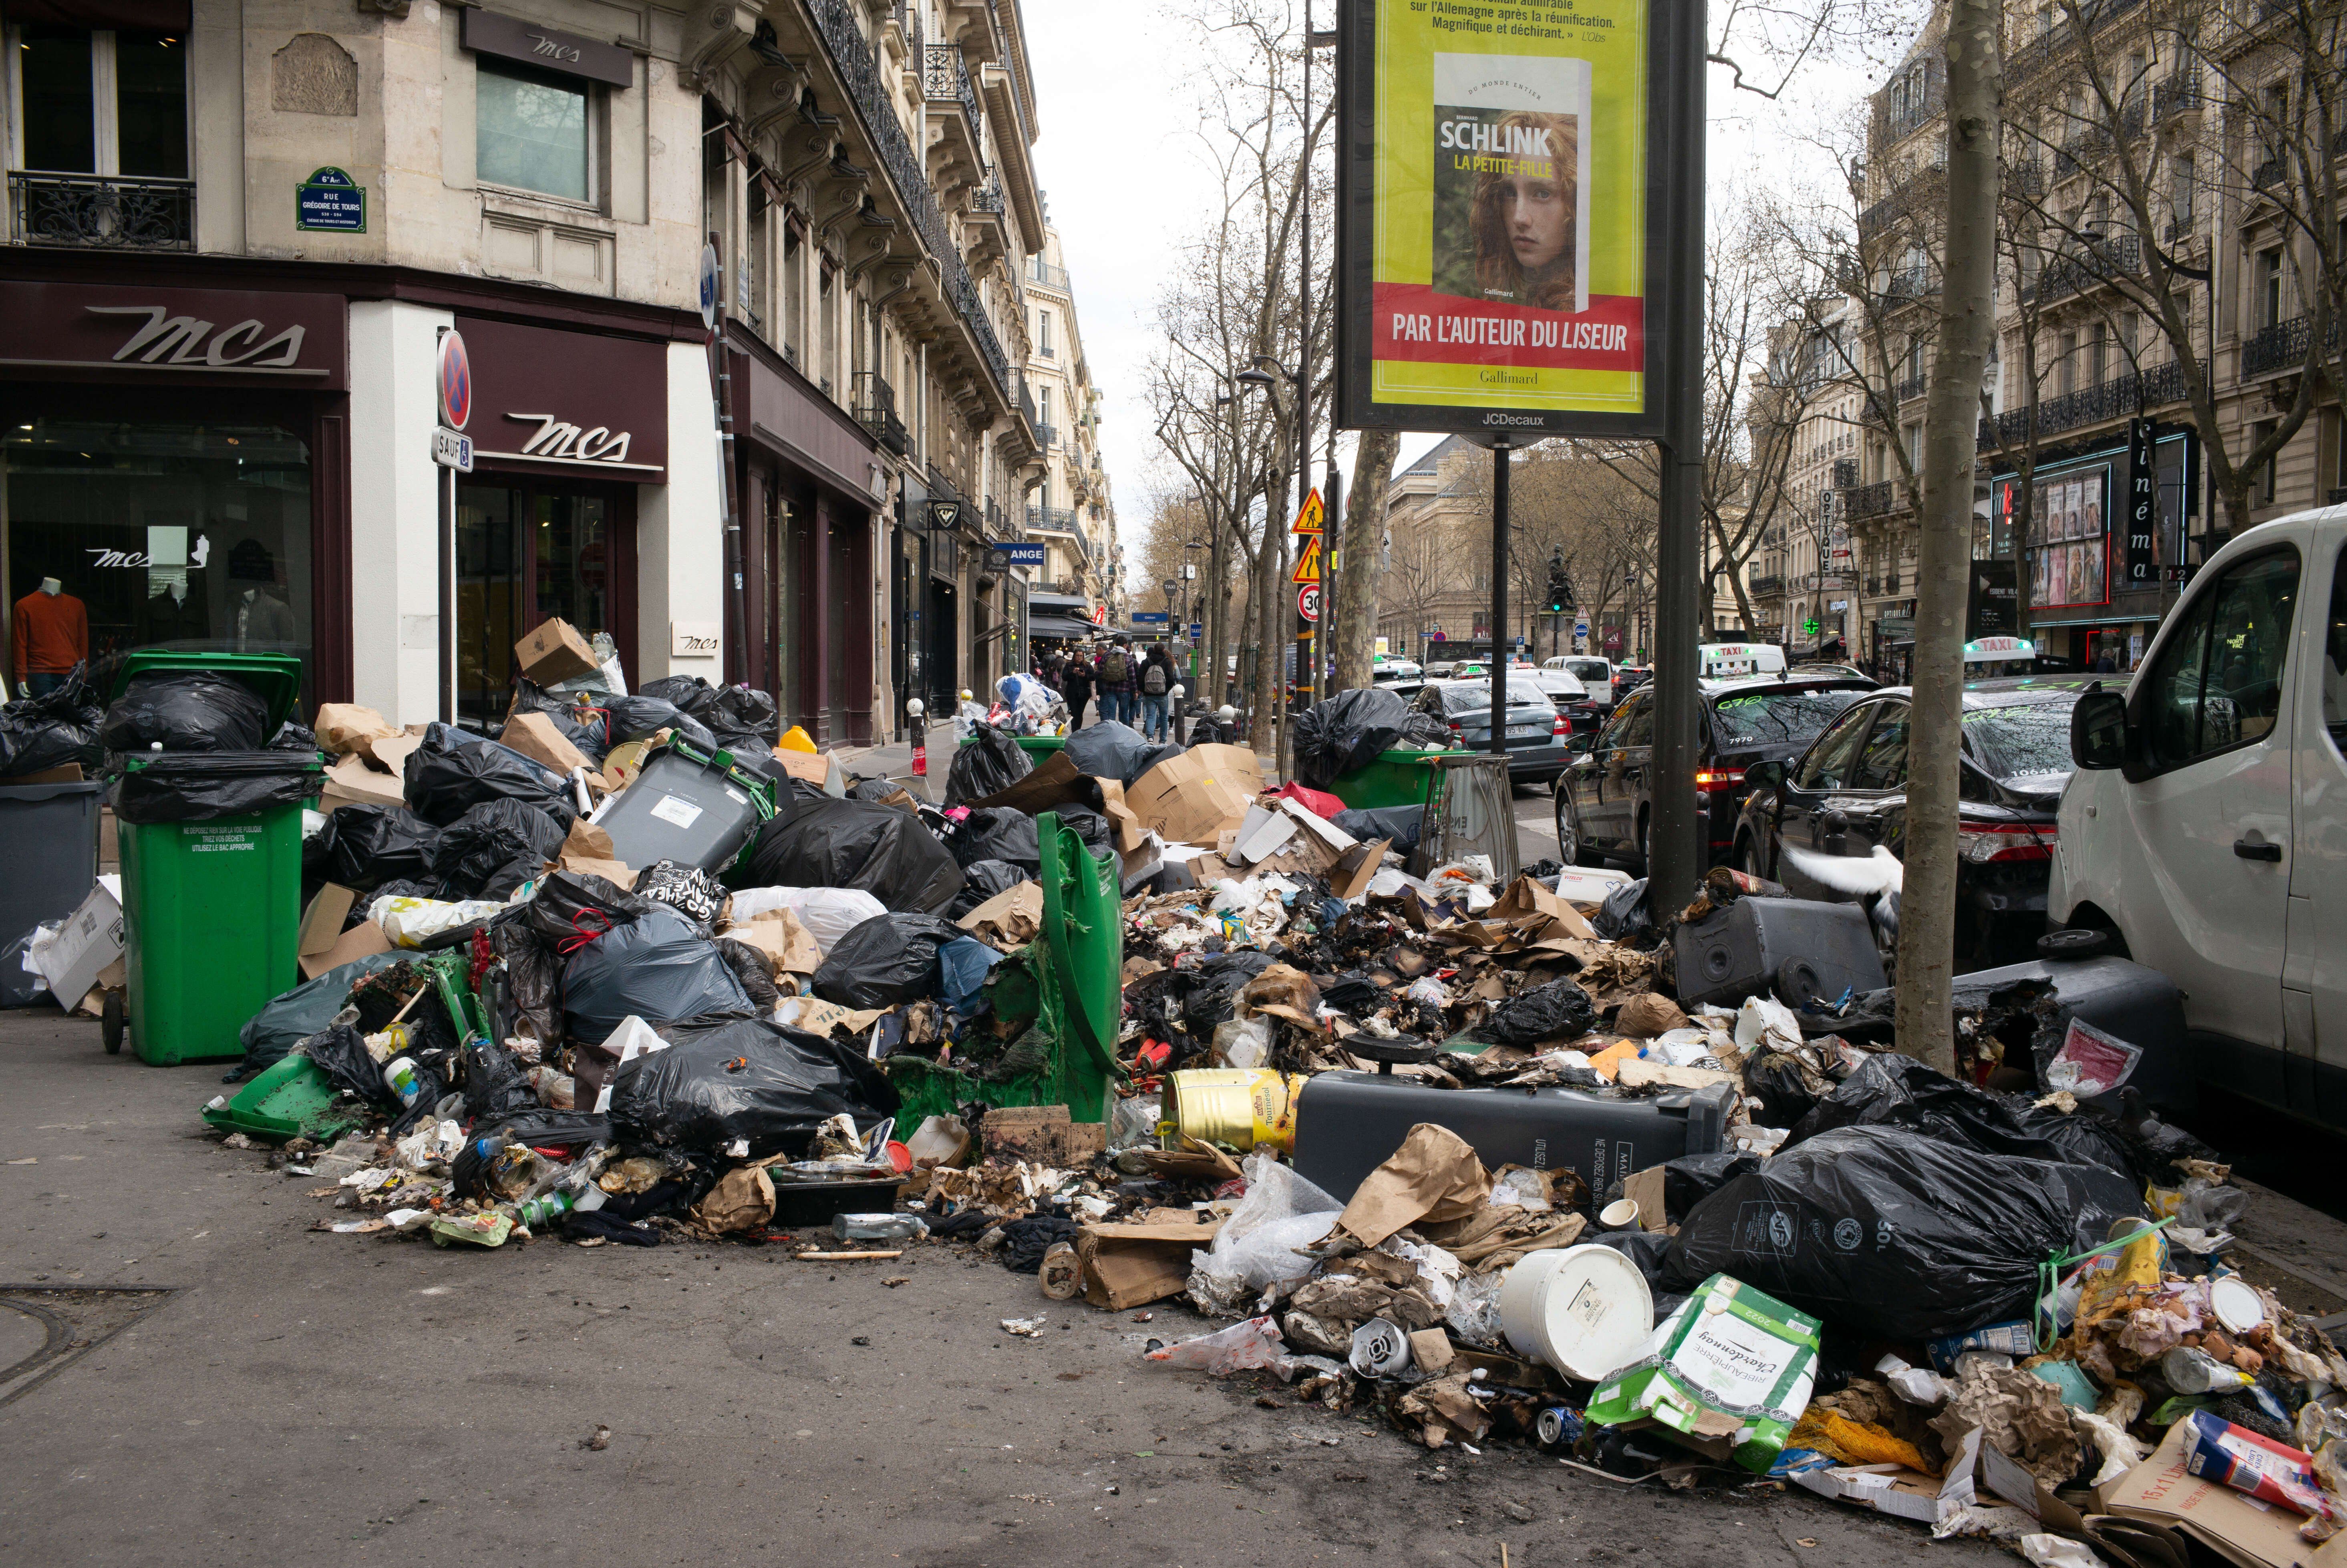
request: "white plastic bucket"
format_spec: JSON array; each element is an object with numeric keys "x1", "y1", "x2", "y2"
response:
[{"x1": 1498, "y1": 1243, "x2": 1655, "y2": 1381}]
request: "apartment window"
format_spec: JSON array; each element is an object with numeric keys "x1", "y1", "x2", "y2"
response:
[
  {"x1": 2258, "y1": 249, "x2": 2285, "y2": 331},
  {"x1": 1037, "y1": 310, "x2": 1053, "y2": 356},
  {"x1": 2172, "y1": 153, "x2": 2194, "y2": 224},
  {"x1": 2058, "y1": 330, "x2": 2078, "y2": 396},
  {"x1": 819, "y1": 264, "x2": 838, "y2": 396},
  {"x1": 2120, "y1": 311, "x2": 2139, "y2": 366},
  {"x1": 1040, "y1": 385, "x2": 1052, "y2": 431},
  {"x1": 477, "y1": 60, "x2": 592, "y2": 203},
  {"x1": 10, "y1": 24, "x2": 186, "y2": 177},
  {"x1": 2088, "y1": 323, "x2": 2107, "y2": 387}
]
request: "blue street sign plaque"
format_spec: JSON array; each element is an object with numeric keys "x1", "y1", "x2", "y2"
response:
[
  {"x1": 296, "y1": 166, "x2": 366, "y2": 232},
  {"x1": 1130, "y1": 611, "x2": 1169, "y2": 624},
  {"x1": 986, "y1": 542, "x2": 1047, "y2": 568}
]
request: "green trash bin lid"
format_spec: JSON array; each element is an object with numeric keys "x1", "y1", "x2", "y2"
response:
[{"x1": 107, "y1": 650, "x2": 307, "y2": 735}]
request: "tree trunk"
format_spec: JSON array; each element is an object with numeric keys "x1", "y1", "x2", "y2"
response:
[
  {"x1": 1250, "y1": 488, "x2": 1282, "y2": 752},
  {"x1": 1332, "y1": 429, "x2": 1401, "y2": 692},
  {"x1": 1897, "y1": 0, "x2": 2001, "y2": 1075}
]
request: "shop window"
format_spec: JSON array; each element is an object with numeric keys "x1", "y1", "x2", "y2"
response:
[
  {"x1": 10, "y1": 24, "x2": 187, "y2": 177},
  {"x1": 477, "y1": 59, "x2": 592, "y2": 204},
  {"x1": 4, "y1": 418, "x2": 314, "y2": 702}
]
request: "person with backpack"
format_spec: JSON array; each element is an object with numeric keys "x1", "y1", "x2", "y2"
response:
[
  {"x1": 1059, "y1": 645, "x2": 1094, "y2": 730},
  {"x1": 1096, "y1": 638, "x2": 1137, "y2": 728},
  {"x1": 1138, "y1": 643, "x2": 1176, "y2": 741}
]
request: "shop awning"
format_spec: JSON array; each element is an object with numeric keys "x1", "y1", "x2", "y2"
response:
[{"x1": 1029, "y1": 614, "x2": 1097, "y2": 640}]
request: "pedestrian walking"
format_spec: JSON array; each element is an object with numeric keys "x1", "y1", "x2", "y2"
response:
[
  {"x1": 1060, "y1": 647, "x2": 1094, "y2": 730},
  {"x1": 1095, "y1": 637, "x2": 1137, "y2": 727},
  {"x1": 1139, "y1": 642, "x2": 1176, "y2": 741}
]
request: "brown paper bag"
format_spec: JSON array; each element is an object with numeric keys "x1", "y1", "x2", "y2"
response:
[{"x1": 1335, "y1": 1122, "x2": 1492, "y2": 1249}]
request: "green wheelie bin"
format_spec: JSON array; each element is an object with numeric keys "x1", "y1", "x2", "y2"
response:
[{"x1": 107, "y1": 652, "x2": 318, "y2": 1067}]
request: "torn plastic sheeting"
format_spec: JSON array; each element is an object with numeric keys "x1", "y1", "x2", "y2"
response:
[
  {"x1": 742, "y1": 797, "x2": 964, "y2": 915},
  {"x1": 1187, "y1": 1152, "x2": 1343, "y2": 1314},
  {"x1": 726, "y1": 886, "x2": 890, "y2": 956},
  {"x1": 938, "y1": 935, "x2": 1003, "y2": 1017},
  {"x1": 809, "y1": 912, "x2": 963, "y2": 1010},
  {"x1": 1665, "y1": 1124, "x2": 2146, "y2": 1343},
  {"x1": 605, "y1": 1013, "x2": 900, "y2": 1160},
  {"x1": 232, "y1": 950, "x2": 407, "y2": 1079},
  {"x1": 1143, "y1": 1315, "x2": 1289, "y2": 1376}
]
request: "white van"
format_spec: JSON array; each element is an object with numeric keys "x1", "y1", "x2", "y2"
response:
[
  {"x1": 2053, "y1": 500, "x2": 2347, "y2": 1126},
  {"x1": 1698, "y1": 642, "x2": 1787, "y2": 680}
]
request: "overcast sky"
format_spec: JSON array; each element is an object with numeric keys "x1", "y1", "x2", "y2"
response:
[{"x1": 1019, "y1": 0, "x2": 1926, "y2": 584}]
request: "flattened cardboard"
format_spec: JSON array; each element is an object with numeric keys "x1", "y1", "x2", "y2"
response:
[
  {"x1": 769, "y1": 746, "x2": 844, "y2": 796},
  {"x1": 515, "y1": 617, "x2": 600, "y2": 684},
  {"x1": 362, "y1": 730, "x2": 423, "y2": 775},
  {"x1": 973, "y1": 751, "x2": 1098, "y2": 817},
  {"x1": 1488, "y1": 874, "x2": 1599, "y2": 940},
  {"x1": 556, "y1": 817, "x2": 636, "y2": 888},
  {"x1": 1330, "y1": 839, "x2": 1391, "y2": 900},
  {"x1": 2099, "y1": 1415, "x2": 2318, "y2": 1568},
  {"x1": 724, "y1": 908, "x2": 821, "y2": 975},
  {"x1": 958, "y1": 880, "x2": 1043, "y2": 946},
  {"x1": 984, "y1": 1103, "x2": 1109, "y2": 1160},
  {"x1": 320, "y1": 754, "x2": 406, "y2": 815},
  {"x1": 1787, "y1": 1425, "x2": 1985, "y2": 1526},
  {"x1": 299, "y1": 884, "x2": 357, "y2": 957},
  {"x1": 1623, "y1": 1164, "x2": 1670, "y2": 1231},
  {"x1": 500, "y1": 711, "x2": 602, "y2": 784},
  {"x1": 9, "y1": 763, "x2": 84, "y2": 784},
  {"x1": 1094, "y1": 777, "x2": 1147, "y2": 853},
  {"x1": 299, "y1": 917, "x2": 393, "y2": 980},
  {"x1": 1127, "y1": 744, "x2": 1262, "y2": 846}
]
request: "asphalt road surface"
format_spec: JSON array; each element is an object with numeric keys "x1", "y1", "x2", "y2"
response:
[{"x1": 0, "y1": 1010, "x2": 2016, "y2": 1568}]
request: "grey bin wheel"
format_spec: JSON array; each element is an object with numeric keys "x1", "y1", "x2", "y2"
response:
[{"x1": 101, "y1": 990, "x2": 125, "y2": 1055}]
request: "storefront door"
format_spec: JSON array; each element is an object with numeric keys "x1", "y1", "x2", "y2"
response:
[{"x1": 454, "y1": 478, "x2": 629, "y2": 728}]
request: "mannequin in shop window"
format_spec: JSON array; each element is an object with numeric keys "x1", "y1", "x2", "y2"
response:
[
  {"x1": 137, "y1": 572, "x2": 210, "y2": 648},
  {"x1": 13, "y1": 576, "x2": 89, "y2": 698},
  {"x1": 228, "y1": 541, "x2": 296, "y2": 652}
]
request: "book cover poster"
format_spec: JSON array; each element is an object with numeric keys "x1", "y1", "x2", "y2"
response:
[{"x1": 1428, "y1": 53, "x2": 1593, "y2": 316}]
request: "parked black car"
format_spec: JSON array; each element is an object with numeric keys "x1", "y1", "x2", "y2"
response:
[
  {"x1": 1732, "y1": 676, "x2": 2092, "y2": 964},
  {"x1": 1409, "y1": 678, "x2": 1579, "y2": 785},
  {"x1": 1553, "y1": 673, "x2": 1876, "y2": 871}
]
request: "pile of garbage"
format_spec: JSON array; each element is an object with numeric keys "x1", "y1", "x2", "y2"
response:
[{"x1": 165, "y1": 666, "x2": 2346, "y2": 1563}]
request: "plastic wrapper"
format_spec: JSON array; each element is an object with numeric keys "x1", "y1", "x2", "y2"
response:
[
  {"x1": 99, "y1": 671, "x2": 269, "y2": 753},
  {"x1": 562, "y1": 903, "x2": 754, "y2": 1043},
  {"x1": 1482, "y1": 978, "x2": 1596, "y2": 1047},
  {"x1": 948, "y1": 807, "x2": 1041, "y2": 873},
  {"x1": 427, "y1": 797, "x2": 567, "y2": 900},
  {"x1": 600, "y1": 694, "x2": 718, "y2": 754},
  {"x1": 302, "y1": 1022, "x2": 398, "y2": 1105},
  {"x1": 937, "y1": 935, "x2": 1002, "y2": 1015},
  {"x1": 635, "y1": 860, "x2": 729, "y2": 928},
  {"x1": 1592, "y1": 877, "x2": 1653, "y2": 941},
  {"x1": 946, "y1": 859, "x2": 1033, "y2": 920},
  {"x1": 1789, "y1": 1053, "x2": 2142, "y2": 1182},
  {"x1": 0, "y1": 665, "x2": 104, "y2": 778},
  {"x1": 1187, "y1": 1152, "x2": 1343, "y2": 1315},
  {"x1": 403, "y1": 723, "x2": 576, "y2": 829},
  {"x1": 1292, "y1": 686, "x2": 1424, "y2": 790},
  {"x1": 304, "y1": 803, "x2": 443, "y2": 893},
  {"x1": 606, "y1": 1013, "x2": 899, "y2": 1159},
  {"x1": 743, "y1": 798, "x2": 963, "y2": 915},
  {"x1": 231, "y1": 951, "x2": 406, "y2": 1079},
  {"x1": 523, "y1": 869, "x2": 654, "y2": 949},
  {"x1": 810, "y1": 912, "x2": 963, "y2": 1009},
  {"x1": 1064, "y1": 721, "x2": 1183, "y2": 787},
  {"x1": 1143, "y1": 1315, "x2": 1289, "y2": 1376},
  {"x1": 726, "y1": 886, "x2": 888, "y2": 956},
  {"x1": 1665, "y1": 1125, "x2": 2145, "y2": 1342},
  {"x1": 943, "y1": 724, "x2": 1033, "y2": 809},
  {"x1": 371, "y1": 895, "x2": 507, "y2": 947},
  {"x1": 111, "y1": 751, "x2": 320, "y2": 825}
]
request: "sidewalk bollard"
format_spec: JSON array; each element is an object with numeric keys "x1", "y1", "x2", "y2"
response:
[{"x1": 908, "y1": 698, "x2": 927, "y2": 777}]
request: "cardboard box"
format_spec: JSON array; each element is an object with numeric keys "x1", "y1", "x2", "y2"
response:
[
  {"x1": 30, "y1": 875, "x2": 121, "y2": 1006},
  {"x1": 1078, "y1": 1211, "x2": 1225, "y2": 1310},
  {"x1": 723, "y1": 908, "x2": 822, "y2": 975},
  {"x1": 1783, "y1": 1427, "x2": 1984, "y2": 1526},
  {"x1": 982, "y1": 1104, "x2": 1107, "y2": 1165},
  {"x1": 2099, "y1": 1416, "x2": 2318, "y2": 1568},
  {"x1": 299, "y1": 918, "x2": 393, "y2": 980},
  {"x1": 1126, "y1": 744, "x2": 1262, "y2": 846},
  {"x1": 514, "y1": 618, "x2": 600, "y2": 684},
  {"x1": 319, "y1": 755, "x2": 407, "y2": 816},
  {"x1": 769, "y1": 746, "x2": 844, "y2": 796},
  {"x1": 313, "y1": 702, "x2": 397, "y2": 756},
  {"x1": 299, "y1": 884, "x2": 357, "y2": 958},
  {"x1": 363, "y1": 730, "x2": 423, "y2": 776},
  {"x1": 499, "y1": 710, "x2": 602, "y2": 783}
]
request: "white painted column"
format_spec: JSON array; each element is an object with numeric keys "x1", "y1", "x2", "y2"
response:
[
  {"x1": 636, "y1": 340, "x2": 726, "y2": 685},
  {"x1": 346, "y1": 299, "x2": 451, "y2": 726}
]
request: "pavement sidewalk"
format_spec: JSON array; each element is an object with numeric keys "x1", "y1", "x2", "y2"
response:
[{"x1": 825, "y1": 717, "x2": 962, "y2": 799}]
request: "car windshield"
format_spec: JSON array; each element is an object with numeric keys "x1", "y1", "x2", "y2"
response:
[
  {"x1": 1962, "y1": 698, "x2": 2077, "y2": 778},
  {"x1": 1709, "y1": 687, "x2": 1867, "y2": 747},
  {"x1": 1439, "y1": 680, "x2": 1550, "y2": 712}
]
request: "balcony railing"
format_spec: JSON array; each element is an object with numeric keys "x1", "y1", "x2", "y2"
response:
[
  {"x1": 2025, "y1": 233, "x2": 2140, "y2": 305},
  {"x1": 1031, "y1": 422, "x2": 1057, "y2": 448},
  {"x1": 1894, "y1": 372, "x2": 1927, "y2": 404},
  {"x1": 1884, "y1": 266, "x2": 1936, "y2": 300},
  {"x1": 923, "y1": 44, "x2": 980, "y2": 132},
  {"x1": 1029, "y1": 260, "x2": 1071, "y2": 292},
  {"x1": 809, "y1": 0, "x2": 1012, "y2": 401},
  {"x1": 852, "y1": 371, "x2": 910, "y2": 455},
  {"x1": 1979, "y1": 360, "x2": 2188, "y2": 448},
  {"x1": 2152, "y1": 76, "x2": 2199, "y2": 123},
  {"x1": 2242, "y1": 314, "x2": 2339, "y2": 379},
  {"x1": 1027, "y1": 505, "x2": 1077, "y2": 533},
  {"x1": 9, "y1": 172, "x2": 194, "y2": 251},
  {"x1": 970, "y1": 181, "x2": 1006, "y2": 215},
  {"x1": 2253, "y1": 155, "x2": 2287, "y2": 191},
  {"x1": 1748, "y1": 574, "x2": 1785, "y2": 598},
  {"x1": 1833, "y1": 457, "x2": 1859, "y2": 489},
  {"x1": 1847, "y1": 480, "x2": 1901, "y2": 521}
]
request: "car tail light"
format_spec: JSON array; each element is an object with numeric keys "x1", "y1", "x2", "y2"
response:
[
  {"x1": 1695, "y1": 768, "x2": 1745, "y2": 794},
  {"x1": 1958, "y1": 817, "x2": 2054, "y2": 862},
  {"x1": 1552, "y1": 713, "x2": 1569, "y2": 737}
]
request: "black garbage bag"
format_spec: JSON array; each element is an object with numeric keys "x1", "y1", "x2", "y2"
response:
[
  {"x1": 948, "y1": 807, "x2": 1041, "y2": 873},
  {"x1": 429, "y1": 797, "x2": 568, "y2": 900},
  {"x1": 946, "y1": 859, "x2": 1033, "y2": 920},
  {"x1": 1332, "y1": 805, "x2": 1425, "y2": 854},
  {"x1": 635, "y1": 860, "x2": 729, "y2": 928},
  {"x1": 715, "y1": 936, "x2": 781, "y2": 1010},
  {"x1": 1125, "y1": 950, "x2": 1281, "y2": 1051},
  {"x1": 461, "y1": 1033, "x2": 537, "y2": 1121},
  {"x1": 607, "y1": 1013, "x2": 899, "y2": 1160},
  {"x1": 562, "y1": 903, "x2": 755, "y2": 1043},
  {"x1": 303, "y1": 1023, "x2": 397, "y2": 1105},
  {"x1": 601, "y1": 694, "x2": 719, "y2": 754},
  {"x1": 230, "y1": 950, "x2": 407, "y2": 1080},
  {"x1": 944, "y1": 724, "x2": 1034, "y2": 808},
  {"x1": 1788, "y1": 1053, "x2": 2142, "y2": 1182},
  {"x1": 847, "y1": 775, "x2": 904, "y2": 803},
  {"x1": 697, "y1": 685, "x2": 782, "y2": 747},
  {"x1": 1742, "y1": 1052, "x2": 1824, "y2": 1129},
  {"x1": 1659, "y1": 1151, "x2": 1761, "y2": 1223},
  {"x1": 1664, "y1": 1124, "x2": 2144, "y2": 1342},
  {"x1": 1482, "y1": 978, "x2": 1597, "y2": 1047},
  {"x1": 304, "y1": 804, "x2": 443, "y2": 893},
  {"x1": 1054, "y1": 804, "x2": 1116, "y2": 860},
  {"x1": 499, "y1": 697, "x2": 608, "y2": 764},
  {"x1": 403, "y1": 723, "x2": 576, "y2": 829},
  {"x1": 1064, "y1": 721, "x2": 1182, "y2": 787},
  {"x1": 492, "y1": 918, "x2": 562, "y2": 1053},
  {"x1": 1592, "y1": 878, "x2": 1653, "y2": 942},
  {"x1": 811, "y1": 912, "x2": 963, "y2": 1009},
  {"x1": 346, "y1": 879, "x2": 433, "y2": 926},
  {"x1": 112, "y1": 752, "x2": 320, "y2": 825},
  {"x1": 268, "y1": 721, "x2": 319, "y2": 753},
  {"x1": 1292, "y1": 687, "x2": 1417, "y2": 790},
  {"x1": 524, "y1": 869, "x2": 655, "y2": 950},
  {"x1": 999, "y1": 1215, "x2": 1083, "y2": 1272},
  {"x1": 0, "y1": 664, "x2": 105, "y2": 778},
  {"x1": 1587, "y1": 1229, "x2": 1675, "y2": 1292},
  {"x1": 638, "y1": 675, "x2": 709, "y2": 709},
  {"x1": 742, "y1": 798, "x2": 963, "y2": 915},
  {"x1": 99, "y1": 671, "x2": 270, "y2": 753}
]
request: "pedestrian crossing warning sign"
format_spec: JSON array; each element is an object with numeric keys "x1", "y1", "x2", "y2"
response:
[
  {"x1": 1291, "y1": 489, "x2": 1325, "y2": 535},
  {"x1": 1291, "y1": 534, "x2": 1322, "y2": 584}
]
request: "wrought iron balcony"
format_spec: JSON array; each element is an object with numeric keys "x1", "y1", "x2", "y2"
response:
[
  {"x1": 1029, "y1": 260, "x2": 1071, "y2": 292},
  {"x1": 1847, "y1": 480, "x2": 1901, "y2": 521},
  {"x1": 1833, "y1": 458, "x2": 1860, "y2": 489},
  {"x1": 970, "y1": 181, "x2": 1006, "y2": 215},
  {"x1": 923, "y1": 44, "x2": 979, "y2": 128},
  {"x1": 1748, "y1": 574, "x2": 1785, "y2": 598},
  {"x1": 2152, "y1": 76, "x2": 2199, "y2": 123},
  {"x1": 2253, "y1": 155, "x2": 2286, "y2": 191},
  {"x1": 2025, "y1": 233, "x2": 2140, "y2": 304},
  {"x1": 1031, "y1": 422, "x2": 1057, "y2": 448},
  {"x1": 1027, "y1": 505, "x2": 1077, "y2": 533},
  {"x1": 1979, "y1": 360, "x2": 2187, "y2": 448},
  {"x1": 1883, "y1": 266, "x2": 1936, "y2": 301},
  {"x1": 10, "y1": 172, "x2": 194, "y2": 252},
  {"x1": 852, "y1": 371, "x2": 909, "y2": 455},
  {"x1": 2242, "y1": 314, "x2": 2339, "y2": 379},
  {"x1": 1894, "y1": 373, "x2": 1927, "y2": 404}
]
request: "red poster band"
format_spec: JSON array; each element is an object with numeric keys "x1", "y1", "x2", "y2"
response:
[{"x1": 1371, "y1": 283, "x2": 1644, "y2": 373}]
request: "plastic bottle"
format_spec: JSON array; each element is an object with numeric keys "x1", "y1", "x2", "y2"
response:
[
  {"x1": 516, "y1": 1191, "x2": 576, "y2": 1229},
  {"x1": 382, "y1": 1056, "x2": 423, "y2": 1109},
  {"x1": 831, "y1": 1212, "x2": 926, "y2": 1242}
]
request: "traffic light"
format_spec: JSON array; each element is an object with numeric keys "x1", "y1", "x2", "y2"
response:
[{"x1": 1544, "y1": 558, "x2": 1573, "y2": 615}]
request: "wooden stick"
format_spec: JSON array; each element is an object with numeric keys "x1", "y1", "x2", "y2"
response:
[
  {"x1": 793, "y1": 1249, "x2": 904, "y2": 1261},
  {"x1": 388, "y1": 983, "x2": 431, "y2": 1027}
]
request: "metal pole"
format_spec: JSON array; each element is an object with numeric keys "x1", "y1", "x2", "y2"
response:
[
  {"x1": 1298, "y1": 0, "x2": 1316, "y2": 716},
  {"x1": 439, "y1": 463, "x2": 455, "y2": 726},
  {"x1": 1489, "y1": 440, "x2": 1510, "y2": 757},
  {"x1": 1324, "y1": 459, "x2": 1344, "y2": 687},
  {"x1": 1647, "y1": 0, "x2": 1707, "y2": 917}
]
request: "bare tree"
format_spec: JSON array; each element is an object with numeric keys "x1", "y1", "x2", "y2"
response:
[{"x1": 1330, "y1": 429, "x2": 1399, "y2": 691}]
